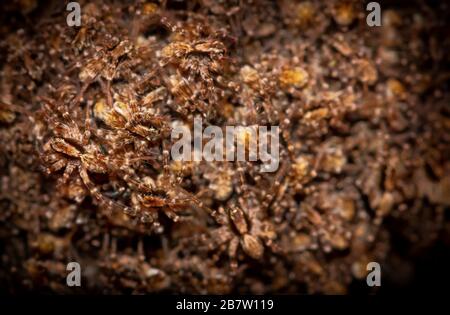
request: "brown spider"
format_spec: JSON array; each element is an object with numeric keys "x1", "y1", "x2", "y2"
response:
[
  {"x1": 157, "y1": 20, "x2": 232, "y2": 118},
  {"x1": 125, "y1": 165, "x2": 213, "y2": 228},
  {"x1": 69, "y1": 39, "x2": 134, "y2": 108},
  {"x1": 130, "y1": 190, "x2": 187, "y2": 226},
  {"x1": 165, "y1": 73, "x2": 211, "y2": 117},
  {"x1": 79, "y1": 39, "x2": 133, "y2": 83},
  {"x1": 161, "y1": 39, "x2": 227, "y2": 85},
  {"x1": 40, "y1": 101, "x2": 101, "y2": 180},
  {"x1": 208, "y1": 205, "x2": 276, "y2": 267},
  {"x1": 94, "y1": 85, "x2": 170, "y2": 150},
  {"x1": 161, "y1": 29, "x2": 229, "y2": 84}
]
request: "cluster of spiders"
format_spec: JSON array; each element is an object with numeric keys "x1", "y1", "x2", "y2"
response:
[
  {"x1": 34, "y1": 13, "x2": 220, "y2": 230},
  {"x1": 1, "y1": 0, "x2": 449, "y2": 294}
]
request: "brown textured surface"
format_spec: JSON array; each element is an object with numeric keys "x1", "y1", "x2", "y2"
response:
[{"x1": 0, "y1": 0, "x2": 449, "y2": 294}]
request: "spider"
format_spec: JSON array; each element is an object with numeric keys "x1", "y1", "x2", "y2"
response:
[
  {"x1": 69, "y1": 39, "x2": 134, "y2": 108},
  {"x1": 94, "y1": 85, "x2": 170, "y2": 154},
  {"x1": 157, "y1": 20, "x2": 231, "y2": 118},
  {"x1": 130, "y1": 190, "x2": 189, "y2": 226},
  {"x1": 208, "y1": 205, "x2": 276, "y2": 268},
  {"x1": 165, "y1": 73, "x2": 211, "y2": 117},
  {"x1": 161, "y1": 39, "x2": 227, "y2": 86},
  {"x1": 125, "y1": 164, "x2": 214, "y2": 228},
  {"x1": 79, "y1": 39, "x2": 133, "y2": 83}
]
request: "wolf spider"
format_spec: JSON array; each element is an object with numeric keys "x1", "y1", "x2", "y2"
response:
[
  {"x1": 68, "y1": 39, "x2": 134, "y2": 108},
  {"x1": 208, "y1": 205, "x2": 277, "y2": 268},
  {"x1": 125, "y1": 162, "x2": 213, "y2": 228},
  {"x1": 161, "y1": 39, "x2": 227, "y2": 77},
  {"x1": 78, "y1": 39, "x2": 133, "y2": 83},
  {"x1": 160, "y1": 25, "x2": 230, "y2": 104},
  {"x1": 94, "y1": 85, "x2": 171, "y2": 154}
]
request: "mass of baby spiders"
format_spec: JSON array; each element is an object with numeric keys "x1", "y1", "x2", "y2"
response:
[{"x1": 0, "y1": 0, "x2": 449, "y2": 294}]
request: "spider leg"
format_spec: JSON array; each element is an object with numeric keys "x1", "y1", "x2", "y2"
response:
[
  {"x1": 69, "y1": 80, "x2": 92, "y2": 109},
  {"x1": 228, "y1": 237, "x2": 239, "y2": 269},
  {"x1": 79, "y1": 164, "x2": 132, "y2": 214},
  {"x1": 99, "y1": 78, "x2": 113, "y2": 108},
  {"x1": 78, "y1": 164, "x2": 103, "y2": 201},
  {"x1": 57, "y1": 160, "x2": 77, "y2": 187},
  {"x1": 139, "y1": 209, "x2": 159, "y2": 225},
  {"x1": 163, "y1": 206, "x2": 180, "y2": 222},
  {"x1": 171, "y1": 184, "x2": 214, "y2": 216},
  {"x1": 83, "y1": 100, "x2": 93, "y2": 145},
  {"x1": 162, "y1": 139, "x2": 171, "y2": 176},
  {"x1": 44, "y1": 159, "x2": 67, "y2": 175},
  {"x1": 121, "y1": 172, "x2": 153, "y2": 193}
]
